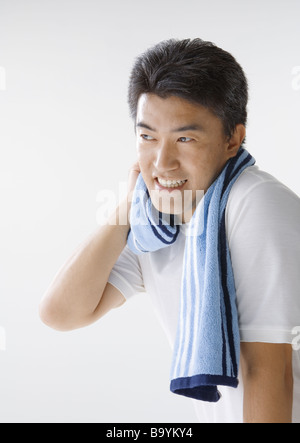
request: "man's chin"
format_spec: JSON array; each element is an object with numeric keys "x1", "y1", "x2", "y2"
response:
[
  {"x1": 151, "y1": 202, "x2": 193, "y2": 225},
  {"x1": 148, "y1": 188, "x2": 203, "y2": 224}
]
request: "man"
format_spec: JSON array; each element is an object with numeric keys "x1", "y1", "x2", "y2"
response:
[{"x1": 39, "y1": 39, "x2": 300, "y2": 423}]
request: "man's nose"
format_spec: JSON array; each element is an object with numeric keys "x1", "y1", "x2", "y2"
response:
[{"x1": 153, "y1": 140, "x2": 180, "y2": 173}]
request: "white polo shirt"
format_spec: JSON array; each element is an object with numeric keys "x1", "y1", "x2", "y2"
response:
[{"x1": 108, "y1": 165, "x2": 300, "y2": 423}]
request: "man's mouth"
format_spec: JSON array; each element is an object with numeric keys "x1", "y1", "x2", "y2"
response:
[{"x1": 156, "y1": 177, "x2": 188, "y2": 189}]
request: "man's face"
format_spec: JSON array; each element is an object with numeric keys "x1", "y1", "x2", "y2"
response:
[{"x1": 136, "y1": 93, "x2": 239, "y2": 223}]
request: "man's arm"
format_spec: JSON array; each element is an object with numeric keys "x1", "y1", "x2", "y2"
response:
[
  {"x1": 241, "y1": 342, "x2": 294, "y2": 423},
  {"x1": 39, "y1": 163, "x2": 140, "y2": 331}
]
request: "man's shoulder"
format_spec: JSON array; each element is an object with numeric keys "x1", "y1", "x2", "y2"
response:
[
  {"x1": 226, "y1": 164, "x2": 300, "y2": 238},
  {"x1": 228, "y1": 164, "x2": 299, "y2": 208}
]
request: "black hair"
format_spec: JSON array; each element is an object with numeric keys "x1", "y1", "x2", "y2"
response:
[{"x1": 128, "y1": 38, "x2": 248, "y2": 142}]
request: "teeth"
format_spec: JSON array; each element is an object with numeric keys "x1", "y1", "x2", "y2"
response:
[{"x1": 157, "y1": 178, "x2": 187, "y2": 188}]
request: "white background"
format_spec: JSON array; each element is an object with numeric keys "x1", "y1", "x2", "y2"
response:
[{"x1": 0, "y1": 0, "x2": 299, "y2": 423}]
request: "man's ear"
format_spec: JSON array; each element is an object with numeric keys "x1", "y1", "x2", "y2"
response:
[{"x1": 226, "y1": 124, "x2": 246, "y2": 158}]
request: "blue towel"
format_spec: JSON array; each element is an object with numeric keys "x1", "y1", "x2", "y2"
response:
[{"x1": 127, "y1": 148, "x2": 256, "y2": 402}]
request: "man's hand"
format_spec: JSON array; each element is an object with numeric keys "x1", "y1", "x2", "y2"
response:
[
  {"x1": 127, "y1": 161, "x2": 141, "y2": 195},
  {"x1": 241, "y1": 342, "x2": 293, "y2": 423}
]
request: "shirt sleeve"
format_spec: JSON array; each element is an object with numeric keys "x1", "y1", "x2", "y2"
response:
[
  {"x1": 107, "y1": 245, "x2": 145, "y2": 300},
  {"x1": 226, "y1": 173, "x2": 300, "y2": 344}
]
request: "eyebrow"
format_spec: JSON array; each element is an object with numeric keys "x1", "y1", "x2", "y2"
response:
[{"x1": 136, "y1": 121, "x2": 204, "y2": 133}]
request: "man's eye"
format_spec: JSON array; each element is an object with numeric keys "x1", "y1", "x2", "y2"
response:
[
  {"x1": 141, "y1": 134, "x2": 155, "y2": 141},
  {"x1": 178, "y1": 137, "x2": 193, "y2": 143}
]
